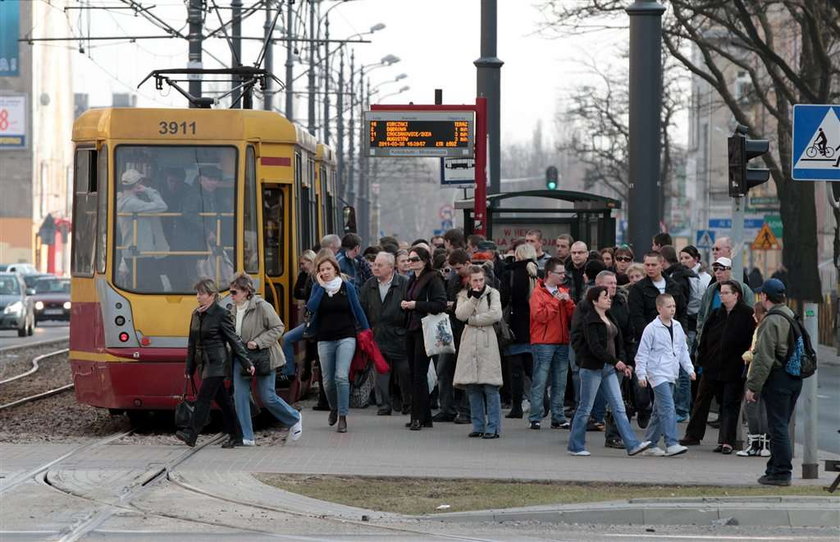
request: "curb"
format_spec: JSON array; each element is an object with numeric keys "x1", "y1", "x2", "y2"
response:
[{"x1": 420, "y1": 496, "x2": 840, "y2": 528}]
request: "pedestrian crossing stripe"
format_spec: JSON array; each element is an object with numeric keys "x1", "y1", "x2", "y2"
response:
[
  {"x1": 751, "y1": 223, "x2": 780, "y2": 250},
  {"x1": 792, "y1": 104, "x2": 840, "y2": 180}
]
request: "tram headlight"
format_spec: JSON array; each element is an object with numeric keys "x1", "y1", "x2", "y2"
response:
[
  {"x1": 35, "y1": 301, "x2": 45, "y2": 311},
  {"x1": 4, "y1": 301, "x2": 22, "y2": 314},
  {"x1": 63, "y1": 301, "x2": 71, "y2": 310}
]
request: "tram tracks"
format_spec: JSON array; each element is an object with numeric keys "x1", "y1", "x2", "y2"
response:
[{"x1": 0, "y1": 348, "x2": 72, "y2": 411}]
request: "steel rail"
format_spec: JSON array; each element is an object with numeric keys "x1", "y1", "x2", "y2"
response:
[{"x1": 0, "y1": 348, "x2": 69, "y2": 386}]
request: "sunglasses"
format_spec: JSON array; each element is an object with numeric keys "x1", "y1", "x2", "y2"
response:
[
  {"x1": 615, "y1": 256, "x2": 632, "y2": 262},
  {"x1": 712, "y1": 266, "x2": 731, "y2": 271},
  {"x1": 407, "y1": 257, "x2": 422, "y2": 263},
  {"x1": 229, "y1": 289, "x2": 240, "y2": 295}
]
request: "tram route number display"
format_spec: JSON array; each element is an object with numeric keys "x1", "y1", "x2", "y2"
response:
[{"x1": 364, "y1": 111, "x2": 474, "y2": 158}]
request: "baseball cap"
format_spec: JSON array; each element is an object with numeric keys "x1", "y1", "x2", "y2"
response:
[
  {"x1": 120, "y1": 169, "x2": 145, "y2": 186},
  {"x1": 757, "y1": 278, "x2": 786, "y2": 297},
  {"x1": 476, "y1": 240, "x2": 497, "y2": 252},
  {"x1": 198, "y1": 165, "x2": 223, "y2": 180},
  {"x1": 712, "y1": 257, "x2": 732, "y2": 268}
]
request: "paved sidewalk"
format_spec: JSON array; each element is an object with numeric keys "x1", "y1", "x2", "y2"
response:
[{"x1": 818, "y1": 343, "x2": 839, "y2": 366}]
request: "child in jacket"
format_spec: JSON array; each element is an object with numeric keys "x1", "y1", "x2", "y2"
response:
[{"x1": 635, "y1": 293, "x2": 695, "y2": 456}]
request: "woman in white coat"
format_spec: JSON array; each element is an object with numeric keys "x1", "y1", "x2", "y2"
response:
[{"x1": 454, "y1": 265, "x2": 503, "y2": 439}]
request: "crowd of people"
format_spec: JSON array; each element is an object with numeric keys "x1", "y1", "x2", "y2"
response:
[{"x1": 175, "y1": 227, "x2": 803, "y2": 487}]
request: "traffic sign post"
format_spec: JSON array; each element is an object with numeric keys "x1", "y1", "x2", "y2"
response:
[{"x1": 792, "y1": 104, "x2": 840, "y2": 181}]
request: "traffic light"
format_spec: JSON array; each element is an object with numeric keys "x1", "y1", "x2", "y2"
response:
[
  {"x1": 728, "y1": 125, "x2": 770, "y2": 197},
  {"x1": 546, "y1": 166, "x2": 558, "y2": 190}
]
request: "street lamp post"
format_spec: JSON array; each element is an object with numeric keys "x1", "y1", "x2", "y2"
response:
[{"x1": 284, "y1": 0, "x2": 295, "y2": 120}]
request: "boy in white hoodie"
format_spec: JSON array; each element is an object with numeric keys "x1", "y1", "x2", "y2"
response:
[{"x1": 635, "y1": 294, "x2": 696, "y2": 456}]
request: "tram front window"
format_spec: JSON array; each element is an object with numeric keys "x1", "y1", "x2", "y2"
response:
[{"x1": 114, "y1": 146, "x2": 238, "y2": 293}]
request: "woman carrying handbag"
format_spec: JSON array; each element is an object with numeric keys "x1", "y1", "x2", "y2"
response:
[
  {"x1": 228, "y1": 272, "x2": 302, "y2": 446},
  {"x1": 177, "y1": 278, "x2": 254, "y2": 449},
  {"x1": 401, "y1": 246, "x2": 448, "y2": 431}
]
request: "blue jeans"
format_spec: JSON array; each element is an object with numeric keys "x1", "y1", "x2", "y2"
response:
[
  {"x1": 568, "y1": 346, "x2": 580, "y2": 408},
  {"x1": 317, "y1": 337, "x2": 356, "y2": 416},
  {"x1": 568, "y1": 365, "x2": 642, "y2": 453},
  {"x1": 675, "y1": 330, "x2": 697, "y2": 418},
  {"x1": 644, "y1": 382, "x2": 678, "y2": 448},
  {"x1": 529, "y1": 344, "x2": 569, "y2": 424},
  {"x1": 466, "y1": 384, "x2": 501, "y2": 435},
  {"x1": 280, "y1": 323, "x2": 306, "y2": 377},
  {"x1": 761, "y1": 369, "x2": 802, "y2": 480},
  {"x1": 591, "y1": 387, "x2": 607, "y2": 423},
  {"x1": 233, "y1": 368, "x2": 301, "y2": 442}
]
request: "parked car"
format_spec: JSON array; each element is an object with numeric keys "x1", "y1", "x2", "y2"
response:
[
  {"x1": 31, "y1": 277, "x2": 71, "y2": 324},
  {"x1": 0, "y1": 263, "x2": 39, "y2": 275},
  {"x1": 0, "y1": 272, "x2": 35, "y2": 336}
]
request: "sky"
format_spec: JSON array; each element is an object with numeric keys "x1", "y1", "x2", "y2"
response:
[{"x1": 65, "y1": 0, "x2": 629, "y2": 145}]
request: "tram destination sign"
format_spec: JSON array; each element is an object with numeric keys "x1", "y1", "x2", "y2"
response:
[{"x1": 364, "y1": 110, "x2": 474, "y2": 158}]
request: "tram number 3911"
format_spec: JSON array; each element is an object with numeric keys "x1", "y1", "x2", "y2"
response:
[{"x1": 158, "y1": 121, "x2": 197, "y2": 135}]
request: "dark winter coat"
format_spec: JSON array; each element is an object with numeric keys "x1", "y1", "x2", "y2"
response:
[
  {"x1": 359, "y1": 273, "x2": 409, "y2": 360},
  {"x1": 571, "y1": 290, "x2": 634, "y2": 365},
  {"x1": 405, "y1": 269, "x2": 447, "y2": 332},
  {"x1": 500, "y1": 259, "x2": 538, "y2": 345},
  {"x1": 186, "y1": 302, "x2": 252, "y2": 379},
  {"x1": 576, "y1": 308, "x2": 626, "y2": 371},
  {"x1": 696, "y1": 302, "x2": 755, "y2": 381},
  {"x1": 628, "y1": 275, "x2": 687, "y2": 342}
]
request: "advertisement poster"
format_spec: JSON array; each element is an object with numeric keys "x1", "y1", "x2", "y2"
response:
[
  {"x1": 0, "y1": 0, "x2": 20, "y2": 77},
  {"x1": 0, "y1": 95, "x2": 27, "y2": 148}
]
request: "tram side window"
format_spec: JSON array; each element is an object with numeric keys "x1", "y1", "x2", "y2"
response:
[
  {"x1": 243, "y1": 146, "x2": 259, "y2": 274},
  {"x1": 295, "y1": 152, "x2": 312, "y2": 252},
  {"x1": 95, "y1": 146, "x2": 108, "y2": 274},
  {"x1": 71, "y1": 149, "x2": 97, "y2": 277},
  {"x1": 263, "y1": 187, "x2": 284, "y2": 277}
]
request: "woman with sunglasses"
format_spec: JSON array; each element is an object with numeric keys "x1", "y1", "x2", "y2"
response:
[
  {"x1": 400, "y1": 246, "x2": 448, "y2": 430},
  {"x1": 228, "y1": 272, "x2": 302, "y2": 446},
  {"x1": 613, "y1": 247, "x2": 634, "y2": 285},
  {"x1": 306, "y1": 251, "x2": 370, "y2": 433}
]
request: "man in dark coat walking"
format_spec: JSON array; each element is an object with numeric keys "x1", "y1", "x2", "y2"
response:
[{"x1": 359, "y1": 251, "x2": 410, "y2": 415}]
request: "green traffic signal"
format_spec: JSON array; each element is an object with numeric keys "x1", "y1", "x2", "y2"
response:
[{"x1": 546, "y1": 165, "x2": 558, "y2": 190}]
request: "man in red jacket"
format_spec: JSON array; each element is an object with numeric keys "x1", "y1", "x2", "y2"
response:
[{"x1": 528, "y1": 257, "x2": 576, "y2": 430}]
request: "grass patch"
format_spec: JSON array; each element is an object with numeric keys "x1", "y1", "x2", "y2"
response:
[{"x1": 255, "y1": 474, "x2": 827, "y2": 516}]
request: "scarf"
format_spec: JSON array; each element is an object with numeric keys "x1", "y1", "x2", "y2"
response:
[{"x1": 324, "y1": 277, "x2": 343, "y2": 297}]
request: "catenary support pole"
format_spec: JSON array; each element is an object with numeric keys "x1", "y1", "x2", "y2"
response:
[
  {"x1": 187, "y1": 0, "x2": 203, "y2": 105},
  {"x1": 336, "y1": 47, "x2": 345, "y2": 201},
  {"x1": 802, "y1": 302, "x2": 819, "y2": 479},
  {"x1": 231, "y1": 0, "x2": 242, "y2": 107},
  {"x1": 263, "y1": 1, "x2": 273, "y2": 111},
  {"x1": 285, "y1": 0, "x2": 295, "y2": 120},
  {"x1": 474, "y1": 0, "x2": 503, "y2": 196},
  {"x1": 347, "y1": 52, "x2": 356, "y2": 209},
  {"x1": 625, "y1": 0, "x2": 665, "y2": 254},
  {"x1": 323, "y1": 14, "x2": 331, "y2": 144},
  {"x1": 307, "y1": 0, "x2": 316, "y2": 134}
]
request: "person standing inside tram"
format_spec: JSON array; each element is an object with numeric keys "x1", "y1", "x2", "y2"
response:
[
  {"x1": 116, "y1": 169, "x2": 169, "y2": 291},
  {"x1": 177, "y1": 278, "x2": 254, "y2": 448}
]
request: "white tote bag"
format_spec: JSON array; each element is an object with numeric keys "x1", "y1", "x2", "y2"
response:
[{"x1": 420, "y1": 312, "x2": 456, "y2": 357}]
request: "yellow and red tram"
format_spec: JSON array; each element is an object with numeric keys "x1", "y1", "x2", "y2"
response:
[{"x1": 69, "y1": 108, "x2": 338, "y2": 414}]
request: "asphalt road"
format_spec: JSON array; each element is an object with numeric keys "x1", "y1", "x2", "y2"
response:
[
  {"x1": 795, "y1": 354, "x2": 840, "y2": 455},
  {"x1": 0, "y1": 321, "x2": 68, "y2": 349}
]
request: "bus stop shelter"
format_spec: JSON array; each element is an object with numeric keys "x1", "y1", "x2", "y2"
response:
[{"x1": 455, "y1": 190, "x2": 621, "y2": 252}]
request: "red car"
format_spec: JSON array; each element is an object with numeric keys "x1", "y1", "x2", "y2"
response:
[{"x1": 32, "y1": 277, "x2": 71, "y2": 324}]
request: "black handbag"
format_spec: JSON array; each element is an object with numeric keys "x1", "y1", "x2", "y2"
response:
[
  {"x1": 242, "y1": 347, "x2": 272, "y2": 377},
  {"x1": 174, "y1": 377, "x2": 197, "y2": 429}
]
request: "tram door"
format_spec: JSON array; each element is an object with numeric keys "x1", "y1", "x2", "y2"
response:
[{"x1": 262, "y1": 184, "x2": 291, "y2": 326}]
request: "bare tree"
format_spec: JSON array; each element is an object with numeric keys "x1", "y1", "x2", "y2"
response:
[{"x1": 540, "y1": 0, "x2": 840, "y2": 301}]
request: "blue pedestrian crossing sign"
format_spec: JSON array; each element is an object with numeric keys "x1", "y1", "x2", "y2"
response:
[
  {"x1": 792, "y1": 104, "x2": 840, "y2": 181},
  {"x1": 696, "y1": 230, "x2": 715, "y2": 249}
]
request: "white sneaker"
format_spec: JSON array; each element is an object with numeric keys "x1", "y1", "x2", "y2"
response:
[
  {"x1": 665, "y1": 444, "x2": 688, "y2": 456},
  {"x1": 290, "y1": 413, "x2": 303, "y2": 441},
  {"x1": 642, "y1": 446, "x2": 666, "y2": 457},
  {"x1": 241, "y1": 439, "x2": 256, "y2": 447},
  {"x1": 568, "y1": 450, "x2": 591, "y2": 456},
  {"x1": 628, "y1": 440, "x2": 652, "y2": 456}
]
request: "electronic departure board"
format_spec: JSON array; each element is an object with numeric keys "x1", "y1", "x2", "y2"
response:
[{"x1": 364, "y1": 111, "x2": 474, "y2": 158}]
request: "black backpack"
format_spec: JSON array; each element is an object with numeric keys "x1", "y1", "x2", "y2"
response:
[{"x1": 766, "y1": 309, "x2": 817, "y2": 379}]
